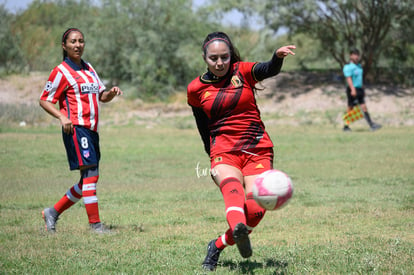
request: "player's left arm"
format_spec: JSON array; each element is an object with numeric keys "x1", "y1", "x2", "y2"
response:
[
  {"x1": 99, "y1": 86, "x2": 123, "y2": 103},
  {"x1": 253, "y1": 45, "x2": 296, "y2": 81}
]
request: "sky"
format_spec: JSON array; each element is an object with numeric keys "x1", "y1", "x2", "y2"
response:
[
  {"x1": 2, "y1": 0, "x2": 258, "y2": 29},
  {"x1": 3, "y1": 0, "x2": 31, "y2": 12}
]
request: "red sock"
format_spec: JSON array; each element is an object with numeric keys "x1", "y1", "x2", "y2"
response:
[
  {"x1": 215, "y1": 193, "x2": 266, "y2": 250},
  {"x1": 54, "y1": 181, "x2": 83, "y2": 214},
  {"x1": 82, "y1": 174, "x2": 100, "y2": 224},
  {"x1": 215, "y1": 228, "x2": 235, "y2": 250},
  {"x1": 245, "y1": 192, "x2": 266, "y2": 233},
  {"x1": 220, "y1": 177, "x2": 246, "y2": 231}
]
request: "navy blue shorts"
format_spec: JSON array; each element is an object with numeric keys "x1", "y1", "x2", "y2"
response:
[
  {"x1": 62, "y1": 126, "x2": 100, "y2": 170},
  {"x1": 346, "y1": 87, "x2": 365, "y2": 107}
]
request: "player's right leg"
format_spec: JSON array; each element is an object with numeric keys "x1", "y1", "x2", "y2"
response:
[
  {"x1": 211, "y1": 162, "x2": 252, "y2": 258},
  {"x1": 42, "y1": 180, "x2": 83, "y2": 232}
]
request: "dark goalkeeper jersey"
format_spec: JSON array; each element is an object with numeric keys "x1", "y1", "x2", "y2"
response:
[{"x1": 187, "y1": 61, "x2": 274, "y2": 156}]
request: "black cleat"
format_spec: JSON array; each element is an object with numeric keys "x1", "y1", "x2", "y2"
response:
[
  {"x1": 233, "y1": 223, "x2": 252, "y2": 258},
  {"x1": 370, "y1": 123, "x2": 382, "y2": 131},
  {"x1": 202, "y1": 239, "x2": 222, "y2": 271}
]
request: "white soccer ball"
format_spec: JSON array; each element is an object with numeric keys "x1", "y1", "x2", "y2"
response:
[{"x1": 252, "y1": 169, "x2": 293, "y2": 210}]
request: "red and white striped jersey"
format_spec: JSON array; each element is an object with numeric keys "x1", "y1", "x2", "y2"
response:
[{"x1": 40, "y1": 58, "x2": 106, "y2": 132}]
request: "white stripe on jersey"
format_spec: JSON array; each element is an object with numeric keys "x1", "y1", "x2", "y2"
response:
[
  {"x1": 78, "y1": 70, "x2": 97, "y2": 130},
  {"x1": 87, "y1": 63, "x2": 106, "y2": 92},
  {"x1": 85, "y1": 65, "x2": 104, "y2": 132},
  {"x1": 58, "y1": 64, "x2": 84, "y2": 126},
  {"x1": 46, "y1": 71, "x2": 63, "y2": 102}
]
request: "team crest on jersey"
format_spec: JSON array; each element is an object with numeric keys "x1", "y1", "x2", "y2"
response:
[
  {"x1": 231, "y1": 75, "x2": 242, "y2": 88},
  {"x1": 44, "y1": 81, "x2": 53, "y2": 92},
  {"x1": 214, "y1": 156, "x2": 223, "y2": 163},
  {"x1": 81, "y1": 83, "x2": 99, "y2": 94}
]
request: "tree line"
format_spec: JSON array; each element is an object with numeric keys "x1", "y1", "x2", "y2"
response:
[{"x1": 1, "y1": 0, "x2": 413, "y2": 100}]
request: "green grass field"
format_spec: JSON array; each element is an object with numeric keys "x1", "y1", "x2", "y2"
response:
[{"x1": 0, "y1": 121, "x2": 413, "y2": 274}]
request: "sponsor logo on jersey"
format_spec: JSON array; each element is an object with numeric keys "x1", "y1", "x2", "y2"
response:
[
  {"x1": 80, "y1": 83, "x2": 99, "y2": 94},
  {"x1": 214, "y1": 156, "x2": 223, "y2": 163}
]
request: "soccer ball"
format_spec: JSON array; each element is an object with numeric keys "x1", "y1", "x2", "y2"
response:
[{"x1": 252, "y1": 169, "x2": 293, "y2": 210}]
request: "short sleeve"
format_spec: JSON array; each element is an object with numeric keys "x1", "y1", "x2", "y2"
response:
[
  {"x1": 343, "y1": 64, "x2": 353, "y2": 77},
  {"x1": 87, "y1": 63, "x2": 106, "y2": 93},
  {"x1": 39, "y1": 67, "x2": 68, "y2": 104}
]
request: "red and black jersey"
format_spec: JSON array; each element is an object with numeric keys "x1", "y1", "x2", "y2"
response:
[
  {"x1": 187, "y1": 61, "x2": 273, "y2": 156},
  {"x1": 40, "y1": 58, "x2": 106, "y2": 132}
]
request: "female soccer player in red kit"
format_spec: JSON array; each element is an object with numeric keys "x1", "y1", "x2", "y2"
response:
[
  {"x1": 187, "y1": 31, "x2": 295, "y2": 271},
  {"x1": 39, "y1": 28, "x2": 122, "y2": 233}
]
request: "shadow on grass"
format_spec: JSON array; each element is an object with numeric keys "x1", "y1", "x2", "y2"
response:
[{"x1": 221, "y1": 258, "x2": 288, "y2": 274}]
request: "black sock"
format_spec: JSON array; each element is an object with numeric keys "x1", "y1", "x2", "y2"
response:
[{"x1": 364, "y1": 112, "x2": 373, "y2": 127}]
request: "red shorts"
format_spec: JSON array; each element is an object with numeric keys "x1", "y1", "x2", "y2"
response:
[{"x1": 210, "y1": 147, "x2": 274, "y2": 176}]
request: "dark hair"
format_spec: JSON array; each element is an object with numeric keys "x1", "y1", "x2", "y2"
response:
[
  {"x1": 202, "y1": 32, "x2": 241, "y2": 64},
  {"x1": 350, "y1": 48, "x2": 360, "y2": 55},
  {"x1": 61, "y1": 28, "x2": 84, "y2": 60}
]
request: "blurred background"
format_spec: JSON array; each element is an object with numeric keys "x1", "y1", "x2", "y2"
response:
[{"x1": 1, "y1": 0, "x2": 413, "y2": 101}]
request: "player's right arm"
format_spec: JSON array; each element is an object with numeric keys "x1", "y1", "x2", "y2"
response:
[
  {"x1": 39, "y1": 99, "x2": 73, "y2": 134},
  {"x1": 187, "y1": 79, "x2": 211, "y2": 156},
  {"x1": 346, "y1": 76, "x2": 357, "y2": 97},
  {"x1": 343, "y1": 64, "x2": 357, "y2": 97},
  {"x1": 39, "y1": 67, "x2": 73, "y2": 134}
]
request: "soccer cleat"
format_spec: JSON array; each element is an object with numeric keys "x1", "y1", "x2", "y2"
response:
[
  {"x1": 370, "y1": 123, "x2": 382, "y2": 131},
  {"x1": 42, "y1": 207, "x2": 59, "y2": 233},
  {"x1": 202, "y1": 239, "x2": 223, "y2": 271},
  {"x1": 90, "y1": 222, "x2": 113, "y2": 234},
  {"x1": 233, "y1": 223, "x2": 252, "y2": 258},
  {"x1": 343, "y1": 125, "x2": 352, "y2": 132}
]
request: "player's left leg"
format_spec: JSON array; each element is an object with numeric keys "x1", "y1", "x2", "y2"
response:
[
  {"x1": 80, "y1": 166, "x2": 110, "y2": 233},
  {"x1": 241, "y1": 148, "x2": 272, "y2": 234},
  {"x1": 358, "y1": 89, "x2": 381, "y2": 131},
  {"x1": 244, "y1": 192, "x2": 266, "y2": 232}
]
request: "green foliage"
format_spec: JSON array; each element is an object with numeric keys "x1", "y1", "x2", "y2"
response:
[
  {"x1": 0, "y1": 4, "x2": 26, "y2": 75},
  {"x1": 211, "y1": 0, "x2": 414, "y2": 83},
  {"x1": 2, "y1": 0, "x2": 412, "y2": 99},
  {"x1": 85, "y1": 0, "x2": 214, "y2": 100},
  {"x1": 3, "y1": 0, "x2": 218, "y2": 100}
]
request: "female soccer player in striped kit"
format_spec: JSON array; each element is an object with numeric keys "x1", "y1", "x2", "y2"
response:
[
  {"x1": 40, "y1": 28, "x2": 122, "y2": 233},
  {"x1": 187, "y1": 31, "x2": 295, "y2": 271}
]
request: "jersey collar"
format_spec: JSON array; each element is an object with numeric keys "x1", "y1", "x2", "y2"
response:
[
  {"x1": 64, "y1": 57, "x2": 89, "y2": 71},
  {"x1": 201, "y1": 69, "x2": 231, "y2": 83}
]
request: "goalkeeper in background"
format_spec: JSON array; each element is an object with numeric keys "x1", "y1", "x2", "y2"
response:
[{"x1": 342, "y1": 48, "x2": 381, "y2": 132}]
